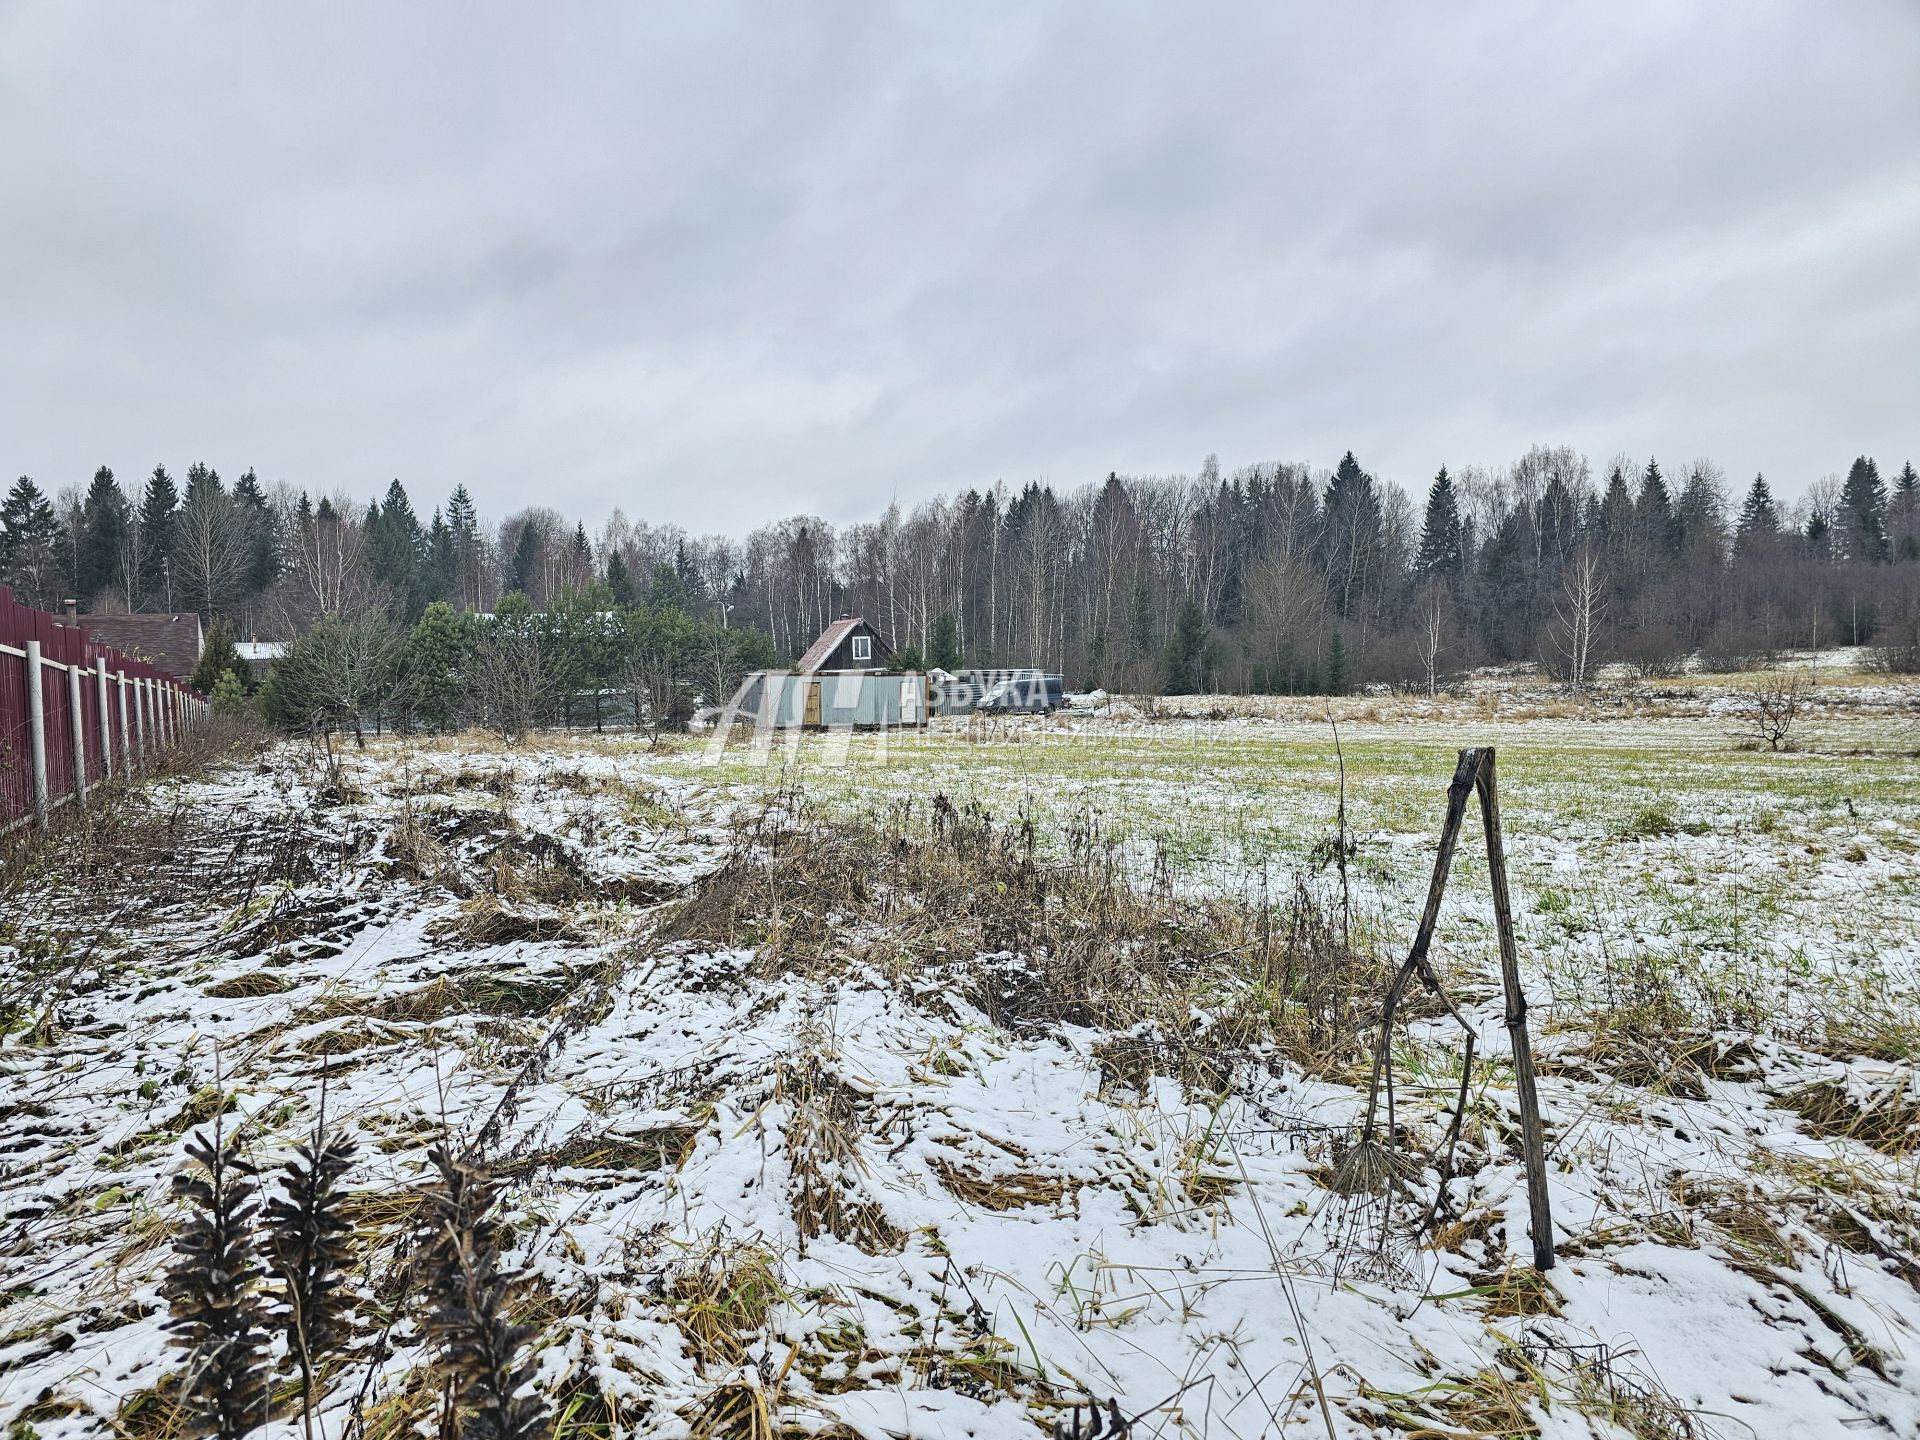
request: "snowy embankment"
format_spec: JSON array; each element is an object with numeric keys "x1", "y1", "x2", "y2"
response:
[{"x1": 1, "y1": 733, "x2": 1916, "y2": 1438}]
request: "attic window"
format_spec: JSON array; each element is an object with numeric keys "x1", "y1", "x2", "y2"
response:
[{"x1": 851, "y1": 634, "x2": 872, "y2": 661}]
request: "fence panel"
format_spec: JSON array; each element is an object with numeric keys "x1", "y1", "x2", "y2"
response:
[
  {"x1": 0, "y1": 589, "x2": 28, "y2": 824},
  {"x1": 0, "y1": 585, "x2": 208, "y2": 833}
]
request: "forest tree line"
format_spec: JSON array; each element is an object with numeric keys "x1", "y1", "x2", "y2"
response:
[{"x1": 3, "y1": 446, "x2": 1918, "y2": 705}]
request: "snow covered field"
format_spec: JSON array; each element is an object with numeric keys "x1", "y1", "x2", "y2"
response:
[{"x1": 2, "y1": 680, "x2": 1917, "y2": 1438}]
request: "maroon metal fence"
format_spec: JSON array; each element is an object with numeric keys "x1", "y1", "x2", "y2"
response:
[{"x1": 0, "y1": 585, "x2": 208, "y2": 834}]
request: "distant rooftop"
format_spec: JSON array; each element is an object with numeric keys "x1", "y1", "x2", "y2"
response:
[{"x1": 78, "y1": 613, "x2": 204, "y2": 681}]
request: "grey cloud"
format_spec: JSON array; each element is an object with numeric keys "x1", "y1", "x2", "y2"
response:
[{"x1": 2, "y1": 1, "x2": 1916, "y2": 530}]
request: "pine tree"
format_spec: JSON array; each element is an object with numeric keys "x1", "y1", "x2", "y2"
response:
[
  {"x1": 1840, "y1": 455, "x2": 1889, "y2": 563},
  {"x1": 1414, "y1": 466, "x2": 1464, "y2": 581},
  {"x1": 138, "y1": 464, "x2": 180, "y2": 609},
  {"x1": 0, "y1": 476, "x2": 65, "y2": 606},
  {"x1": 928, "y1": 611, "x2": 962, "y2": 671}
]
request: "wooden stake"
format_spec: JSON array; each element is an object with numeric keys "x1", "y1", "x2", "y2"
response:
[
  {"x1": 1475, "y1": 746, "x2": 1555, "y2": 1270},
  {"x1": 1361, "y1": 748, "x2": 1482, "y2": 1141}
]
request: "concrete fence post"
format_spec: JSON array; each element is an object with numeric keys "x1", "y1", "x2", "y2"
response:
[
  {"x1": 117, "y1": 670, "x2": 132, "y2": 774},
  {"x1": 134, "y1": 677, "x2": 148, "y2": 761},
  {"x1": 24, "y1": 641, "x2": 50, "y2": 830},
  {"x1": 95, "y1": 658, "x2": 113, "y2": 781},
  {"x1": 66, "y1": 661, "x2": 88, "y2": 805}
]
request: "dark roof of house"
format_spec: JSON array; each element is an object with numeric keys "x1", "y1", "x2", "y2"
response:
[
  {"x1": 795, "y1": 616, "x2": 891, "y2": 675},
  {"x1": 79, "y1": 614, "x2": 204, "y2": 679}
]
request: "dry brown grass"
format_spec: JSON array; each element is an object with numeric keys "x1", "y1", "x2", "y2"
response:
[
  {"x1": 928, "y1": 1158, "x2": 1079, "y2": 1214},
  {"x1": 1779, "y1": 1077, "x2": 1920, "y2": 1155},
  {"x1": 202, "y1": 969, "x2": 296, "y2": 999},
  {"x1": 668, "y1": 1240, "x2": 784, "y2": 1374},
  {"x1": 664, "y1": 793, "x2": 1388, "y2": 1090},
  {"x1": 780, "y1": 1060, "x2": 905, "y2": 1256}
]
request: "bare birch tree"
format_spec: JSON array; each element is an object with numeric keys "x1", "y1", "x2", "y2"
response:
[{"x1": 1550, "y1": 544, "x2": 1606, "y2": 686}]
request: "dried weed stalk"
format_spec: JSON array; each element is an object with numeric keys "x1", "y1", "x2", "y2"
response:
[
  {"x1": 266, "y1": 1122, "x2": 362, "y2": 1440},
  {"x1": 417, "y1": 1146, "x2": 549, "y2": 1440},
  {"x1": 160, "y1": 1116, "x2": 272, "y2": 1440}
]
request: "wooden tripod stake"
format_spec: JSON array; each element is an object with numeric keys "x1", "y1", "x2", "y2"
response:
[{"x1": 1361, "y1": 745, "x2": 1555, "y2": 1270}]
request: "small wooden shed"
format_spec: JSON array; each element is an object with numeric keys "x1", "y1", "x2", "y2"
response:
[{"x1": 795, "y1": 616, "x2": 893, "y2": 675}]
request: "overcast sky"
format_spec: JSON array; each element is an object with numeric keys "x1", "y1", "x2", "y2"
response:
[{"x1": 4, "y1": 3, "x2": 1917, "y2": 532}]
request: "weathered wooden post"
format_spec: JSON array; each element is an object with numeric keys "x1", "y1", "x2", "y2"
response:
[
  {"x1": 1360, "y1": 745, "x2": 1556, "y2": 1272},
  {"x1": 133, "y1": 676, "x2": 148, "y2": 762},
  {"x1": 1473, "y1": 747, "x2": 1555, "y2": 1272},
  {"x1": 24, "y1": 640, "x2": 50, "y2": 829},
  {"x1": 66, "y1": 661, "x2": 88, "y2": 805},
  {"x1": 95, "y1": 657, "x2": 113, "y2": 780}
]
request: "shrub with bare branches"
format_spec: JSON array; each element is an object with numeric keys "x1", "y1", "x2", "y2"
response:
[{"x1": 1743, "y1": 669, "x2": 1810, "y2": 751}]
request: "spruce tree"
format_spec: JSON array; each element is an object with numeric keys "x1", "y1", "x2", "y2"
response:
[
  {"x1": 0, "y1": 476, "x2": 65, "y2": 606},
  {"x1": 138, "y1": 464, "x2": 180, "y2": 608},
  {"x1": 1320, "y1": 452, "x2": 1385, "y2": 618},
  {"x1": 446, "y1": 485, "x2": 480, "y2": 603},
  {"x1": 647, "y1": 560, "x2": 691, "y2": 614},
  {"x1": 233, "y1": 468, "x2": 280, "y2": 599},
  {"x1": 1161, "y1": 594, "x2": 1208, "y2": 694},
  {"x1": 405, "y1": 601, "x2": 471, "y2": 731},
  {"x1": 1840, "y1": 455, "x2": 1889, "y2": 563},
  {"x1": 1894, "y1": 462, "x2": 1919, "y2": 561},
  {"x1": 1805, "y1": 509, "x2": 1832, "y2": 560},
  {"x1": 1635, "y1": 458, "x2": 1678, "y2": 555},
  {"x1": 1734, "y1": 473, "x2": 1779, "y2": 560},
  {"x1": 77, "y1": 465, "x2": 131, "y2": 606},
  {"x1": 1598, "y1": 466, "x2": 1633, "y2": 537},
  {"x1": 1128, "y1": 577, "x2": 1155, "y2": 659},
  {"x1": 370, "y1": 480, "x2": 426, "y2": 618},
  {"x1": 1324, "y1": 631, "x2": 1349, "y2": 695},
  {"x1": 193, "y1": 622, "x2": 248, "y2": 694},
  {"x1": 927, "y1": 611, "x2": 962, "y2": 671},
  {"x1": 1414, "y1": 466, "x2": 1464, "y2": 581},
  {"x1": 507, "y1": 523, "x2": 540, "y2": 598},
  {"x1": 605, "y1": 550, "x2": 636, "y2": 608}
]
